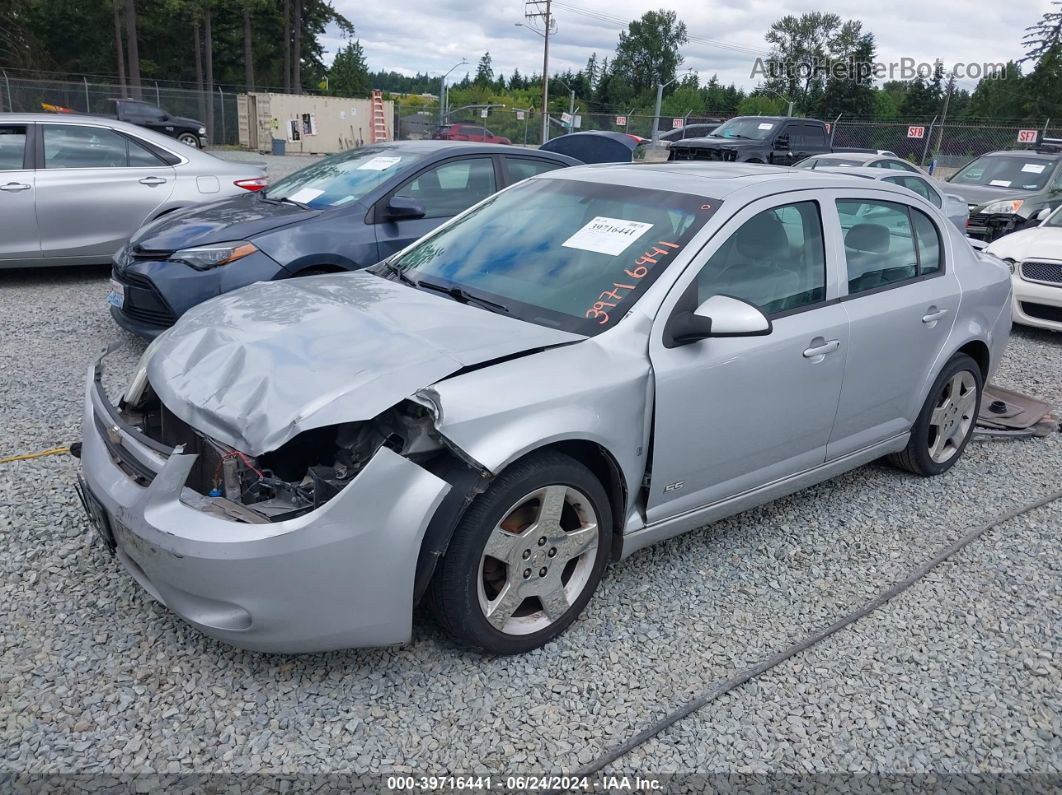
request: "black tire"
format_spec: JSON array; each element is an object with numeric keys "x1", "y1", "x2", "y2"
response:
[
  {"x1": 428, "y1": 451, "x2": 611, "y2": 654},
  {"x1": 177, "y1": 133, "x2": 200, "y2": 148},
  {"x1": 888, "y1": 353, "x2": 982, "y2": 476}
]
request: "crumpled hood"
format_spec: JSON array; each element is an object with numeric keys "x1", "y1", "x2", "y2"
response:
[
  {"x1": 985, "y1": 225, "x2": 1062, "y2": 260},
  {"x1": 131, "y1": 193, "x2": 317, "y2": 254},
  {"x1": 147, "y1": 272, "x2": 583, "y2": 455}
]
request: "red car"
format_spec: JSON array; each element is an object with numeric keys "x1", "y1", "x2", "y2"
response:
[{"x1": 433, "y1": 123, "x2": 511, "y2": 145}]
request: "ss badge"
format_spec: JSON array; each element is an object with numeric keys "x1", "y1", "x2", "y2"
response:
[{"x1": 663, "y1": 481, "x2": 684, "y2": 493}]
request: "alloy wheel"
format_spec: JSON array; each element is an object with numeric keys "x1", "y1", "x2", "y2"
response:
[
  {"x1": 476, "y1": 485, "x2": 599, "y2": 636},
  {"x1": 928, "y1": 371, "x2": 977, "y2": 464}
]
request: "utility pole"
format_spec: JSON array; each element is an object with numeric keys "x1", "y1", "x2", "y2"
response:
[
  {"x1": 525, "y1": 0, "x2": 555, "y2": 144},
  {"x1": 934, "y1": 72, "x2": 955, "y2": 156}
]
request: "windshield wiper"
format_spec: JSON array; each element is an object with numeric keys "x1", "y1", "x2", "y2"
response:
[
  {"x1": 378, "y1": 260, "x2": 417, "y2": 286},
  {"x1": 415, "y1": 279, "x2": 511, "y2": 314}
]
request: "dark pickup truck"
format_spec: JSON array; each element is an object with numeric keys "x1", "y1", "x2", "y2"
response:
[
  {"x1": 668, "y1": 115, "x2": 873, "y2": 165},
  {"x1": 105, "y1": 99, "x2": 207, "y2": 149}
]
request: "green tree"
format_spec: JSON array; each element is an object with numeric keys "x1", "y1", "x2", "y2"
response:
[
  {"x1": 760, "y1": 12, "x2": 842, "y2": 111},
  {"x1": 611, "y1": 9, "x2": 689, "y2": 95},
  {"x1": 474, "y1": 52, "x2": 494, "y2": 86},
  {"x1": 328, "y1": 38, "x2": 369, "y2": 97},
  {"x1": 1022, "y1": 1, "x2": 1062, "y2": 62}
]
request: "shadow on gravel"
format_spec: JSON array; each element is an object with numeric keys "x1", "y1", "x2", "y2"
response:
[{"x1": 0, "y1": 263, "x2": 111, "y2": 286}]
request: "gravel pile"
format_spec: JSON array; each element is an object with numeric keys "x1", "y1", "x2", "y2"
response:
[{"x1": 1, "y1": 267, "x2": 1059, "y2": 778}]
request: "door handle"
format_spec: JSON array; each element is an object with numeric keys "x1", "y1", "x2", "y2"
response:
[
  {"x1": 922, "y1": 307, "x2": 949, "y2": 324},
  {"x1": 803, "y1": 339, "x2": 840, "y2": 359},
  {"x1": 0, "y1": 182, "x2": 31, "y2": 192},
  {"x1": 138, "y1": 176, "x2": 167, "y2": 186}
]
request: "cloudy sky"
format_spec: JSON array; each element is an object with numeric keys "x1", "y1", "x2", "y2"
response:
[{"x1": 325, "y1": 0, "x2": 1052, "y2": 101}]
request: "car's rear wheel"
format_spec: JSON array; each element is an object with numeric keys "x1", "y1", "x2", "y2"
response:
[
  {"x1": 429, "y1": 451, "x2": 610, "y2": 654},
  {"x1": 177, "y1": 133, "x2": 200, "y2": 148},
  {"x1": 888, "y1": 353, "x2": 982, "y2": 476}
]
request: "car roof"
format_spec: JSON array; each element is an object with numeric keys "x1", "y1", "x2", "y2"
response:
[
  {"x1": 348, "y1": 139, "x2": 559, "y2": 157},
  {"x1": 816, "y1": 165, "x2": 929, "y2": 181},
  {"x1": 539, "y1": 162, "x2": 934, "y2": 200},
  {"x1": 979, "y1": 149, "x2": 1060, "y2": 160},
  {"x1": 808, "y1": 152, "x2": 876, "y2": 162}
]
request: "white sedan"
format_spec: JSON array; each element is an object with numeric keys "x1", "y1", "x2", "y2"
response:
[
  {"x1": 986, "y1": 206, "x2": 1062, "y2": 331},
  {"x1": 818, "y1": 166, "x2": 969, "y2": 232}
]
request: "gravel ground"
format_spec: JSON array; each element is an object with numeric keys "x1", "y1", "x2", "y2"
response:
[{"x1": 0, "y1": 266, "x2": 1060, "y2": 780}]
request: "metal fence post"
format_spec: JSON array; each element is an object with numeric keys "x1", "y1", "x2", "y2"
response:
[
  {"x1": 1043, "y1": 119, "x2": 1051, "y2": 140},
  {"x1": 1, "y1": 71, "x2": 9, "y2": 112},
  {"x1": 920, "y1": 115, "x2": 938, "y2": 166},
  {"x1": 83, "y1": 76, "x2": 90, "y2": 112},
  {"x1": 218, "y1": 87, "x2": 225, "y2": 145},
  {"x1": 155, "y1": 81, "x2": 160, "y2": 106},
  {"x1": 831, "y1": 113, "x2": 842, "y2": 147}
]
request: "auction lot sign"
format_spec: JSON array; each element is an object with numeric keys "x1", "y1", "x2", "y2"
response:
[
  {"x1": 1018, "y1": 129, "x2": 1039, "y2": 144},
  {"x1": 907, "y1": 126, "x2": 926, "y2": 139}
]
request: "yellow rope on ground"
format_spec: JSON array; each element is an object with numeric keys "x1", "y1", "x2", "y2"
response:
[{"x1": 0, "y1": 446, "x2": 71, "y2": 464}]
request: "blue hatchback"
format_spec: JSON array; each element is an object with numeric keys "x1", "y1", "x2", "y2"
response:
[{"x1": 109, "y1": 141, "x2": 579, "y2": 338}]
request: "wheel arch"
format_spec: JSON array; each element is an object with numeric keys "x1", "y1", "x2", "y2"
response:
[
  {"x1": 955, "y1": 338, "x2": 990, "y2": 383},
  {"x1": 413, "y1": 436, "x2": 630, "y2": 603}
]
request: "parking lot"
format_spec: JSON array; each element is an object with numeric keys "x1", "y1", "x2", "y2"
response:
[{"x1": 2, "y1": 264, "x2": 1059, "y2": 779}]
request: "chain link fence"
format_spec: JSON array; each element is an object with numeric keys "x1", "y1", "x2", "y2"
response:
[{"x1": 1, "y1": 74, "x2": 244, "y2": 145}]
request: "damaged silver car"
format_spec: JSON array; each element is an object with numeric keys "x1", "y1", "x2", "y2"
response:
[{"x1": 77, "y1": 164, "x2": 1012, "y2": 654}]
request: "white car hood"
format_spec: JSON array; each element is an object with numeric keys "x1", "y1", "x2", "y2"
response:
[
  {"x1": 148, "y1": 272, "x2": 583, "y2": 455},
  {"x1": 986, "y1": 225, "x2": 1062, "y2": 261}
]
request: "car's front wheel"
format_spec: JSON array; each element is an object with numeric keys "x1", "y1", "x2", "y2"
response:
[
  {"x1": 889, "y1": 353, "x2": 982, "y2": 476},
  {"x1": 429, "y1": 451, "x2": 611, "y2": 654},
  {"x1": 177, "y1": 132, "x2": 201, "y2": 148}
]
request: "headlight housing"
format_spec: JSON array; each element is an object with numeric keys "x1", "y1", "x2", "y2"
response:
[
  {"x1": 982, "y1": 199, "x2": 1024, "y2": 215},
  {"x1": 124, "y1": 331, "x2": 170, "y2": 406},
  {"x1": 198, "y1": 126, "x2": 207, "y2": 135},
  {"x1": 1003, "y1": 257, "x2": 1018, "y2": 274},
  {"x1": 170, "y1": 241, "x2": 257, "y2": 270}
]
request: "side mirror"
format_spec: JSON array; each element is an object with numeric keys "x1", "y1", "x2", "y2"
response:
[
  {"x1": 384, "y1": 196, "x2": 426, "y2": 221},
  {"x1": 666, "y1": 295, "x2": 772, "y2": 347},
  {"x1": 1035, "y1": 207, "x2": 1052, "y2": 222},
  {"x1": 945, "y1": 193, "x2": 965, "y2": 205}
]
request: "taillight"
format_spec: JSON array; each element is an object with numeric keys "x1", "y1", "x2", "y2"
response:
[{"x1": 234, "y1": 177, "x2": 268, "y2": 191}]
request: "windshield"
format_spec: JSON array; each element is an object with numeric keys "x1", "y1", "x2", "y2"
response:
[
  {"x1": 949, "y1": 155, "x2": 1056, "y2": 191},
  {"x1": 263, "y1": 146, "x2": 423, "y2": 208},
  {"x1": 383, "y1": 178, "x2": 719, "y2": 335},
  {"x1": 710, "y1": 117, "x2": 777, "y2": 140}
]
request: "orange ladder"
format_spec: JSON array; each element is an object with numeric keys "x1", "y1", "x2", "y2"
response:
[{"x1": 370, "y1": 89, "x2": 389, "y2": 143}]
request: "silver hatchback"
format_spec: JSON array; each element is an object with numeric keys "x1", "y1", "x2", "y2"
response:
[
  {"x1": 77, "y1": 164, "x2": 1012, "y2": 654},
  {"x1": 0, "y1": 114, "x2": 266, "y2": 268}
]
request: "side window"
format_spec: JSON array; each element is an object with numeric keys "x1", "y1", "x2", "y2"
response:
[
  {"x1": 912, "y1": 209, "x2": 942, "y2": 274},
  {"x1": 506, "y1": 157, "x2": 564, "y2": 183},
  {"x1": 908, "y1": 177, "x2": 942, "y2": 207},
  {"x1": 43, "y1": 124, "x2": 132, "y2": 168},
  {"x1": 838, "y1": 199, "x2": 922, "y2": 294},
  {"x1": 695, "y1": 201, "x2": 826, "y2": 317},
  {"x1": 885, "y1": 160, "x2": 914, "y2": 171},
  {"x1": 801, "y1": 123, "x2": 826, "y2": 147},
  {"x1": 395, "y1": 157, "x2": 496, "y2": 219},
  {"x1": 126, "y1": 136, "x2": 166, "y2": 166},
  {"x1": 0, "y1": 125, "x2": 28, "y2": 170}
]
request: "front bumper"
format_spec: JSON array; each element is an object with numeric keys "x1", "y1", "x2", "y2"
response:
[
  {"x1": 1012, "y1": 271, "x2": 1062, "y2": 332},
  {"x1": 110, "y1": 248, "x2": 289, "y2": 339},
  {"x1": 78, "y1": 362, "x2": 451, "y2": 652},
  {"x1": 966, "y1": 213, "x2": 1029, "y2": 242}
]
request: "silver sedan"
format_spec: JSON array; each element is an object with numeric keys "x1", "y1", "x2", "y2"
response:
[
  {"x1": 0, "y1": 113, "x2": 266, "y2": 268},
  {"x1": 77, "y1": 164, "x2": 1012, "y2": 654}
]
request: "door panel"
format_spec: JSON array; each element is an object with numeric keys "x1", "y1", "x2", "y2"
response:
[
  {"x1": 35, "y1": 123, "x2": 175, "y2": 260},
  {"x1": 0, "y1": 124, "x2": 40, "y2": 262},
  {"x1": 374, "y1": 156, "x2": 498, "y2": 260},
  {"x1": 646, "y1": 196, "x2": 848, "y2": 523},
  {"x1": 826, "y1": 196, "x2": 960, "y2": 458}
]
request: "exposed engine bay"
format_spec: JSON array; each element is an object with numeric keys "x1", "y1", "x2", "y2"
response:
[{"x1": 118, "y1": 385, "x2": 453, "y2": 523}]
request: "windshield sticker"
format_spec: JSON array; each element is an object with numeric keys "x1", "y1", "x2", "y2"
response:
[
  {"x1": 585, "y1": 241, "x2": 681, "y2": 325},
  {"x1": 562, "y1": 217, "x2": 655, "y2": 256},
  {"x1": 989, "y1": 179, "x2": 1012, "y2": 187},
  {"x1": 1022, "y1": 163, "x2": 1046, "y2": 174},
  {"x1": 758, "y1": 123, "x2": 774, "y2": 130},
  {"x1": 285, "y1": 187, "x2": 324, "y2": 204},
  {"x1": 357, "y1": 156, "x2": 403, "y2": 171}
]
